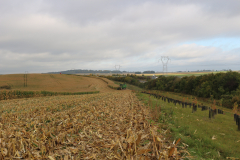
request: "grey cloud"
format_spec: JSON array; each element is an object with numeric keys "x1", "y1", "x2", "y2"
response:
[{"x1": 0, "y1": 0, "x2": 240, "y2": 73}]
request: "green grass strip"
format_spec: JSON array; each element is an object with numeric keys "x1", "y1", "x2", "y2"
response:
[{"x1": 136, "y1": 92, "x2": 240, "y2": 159}]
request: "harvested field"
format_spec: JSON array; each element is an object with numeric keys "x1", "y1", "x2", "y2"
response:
[
  {"x1": 0, "y1": 90, "x2": 183, "y2": 159},
  {"x1": 0, "y1": 74, "x2": 114, "y2": 93},
  {"x1": 94, "y1": 77, "x2": 120, "y2": 89}
]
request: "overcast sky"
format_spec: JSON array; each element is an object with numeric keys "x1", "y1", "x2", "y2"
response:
[{"x1": 1, "y1": 0, "x2": 240, "y2": 74}]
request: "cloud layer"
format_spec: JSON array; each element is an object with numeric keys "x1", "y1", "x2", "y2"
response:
[{"x1": 0, "y1": 0, "x2": 240, "y2": 73}]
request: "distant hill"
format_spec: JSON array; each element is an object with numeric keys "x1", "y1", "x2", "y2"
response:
[{"x1": 47, "y1": 69, "x2": 123, "y2": 74}]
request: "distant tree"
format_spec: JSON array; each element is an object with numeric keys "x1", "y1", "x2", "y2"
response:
[
  {"x1": 135, "y1": 72, "x2": 141, "y2": 74},
  {"x1": 143, "y1": 71, "x2": 155, "y2": 74}
]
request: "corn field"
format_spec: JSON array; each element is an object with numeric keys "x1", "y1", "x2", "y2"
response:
[{"x1": 0, "y1": 91, "x2": 185, "y2": 159}]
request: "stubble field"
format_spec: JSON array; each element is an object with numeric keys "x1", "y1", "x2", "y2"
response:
[
  {"x1": 0, "y1": 74, "x2": 182, "y2": 159},
  {"x1": 0, "y1": 74, "x2": 117, "y2": 93}
]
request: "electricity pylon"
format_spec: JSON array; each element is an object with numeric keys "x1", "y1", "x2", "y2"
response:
[
  {"x1": 114, "y1": 65, "x2": 121, "y2": 71},
  {"x1": 159, "y1": 56, "x2": 170, "y2": 75},
  {"x1": 24, "y1": 71, "x2": 28, "y2": 87}
]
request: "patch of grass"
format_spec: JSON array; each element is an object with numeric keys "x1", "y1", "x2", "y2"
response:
[
  {"x1": 149, "y1": 90, "x2": 237, "y2": 114},
  {"x1": 136, "y1": 92, "x2": 240, "y2": 159}
]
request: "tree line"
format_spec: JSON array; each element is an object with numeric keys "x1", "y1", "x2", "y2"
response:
[{"x1": 105, "y1": 71, "x2": 240, "y2": 109}]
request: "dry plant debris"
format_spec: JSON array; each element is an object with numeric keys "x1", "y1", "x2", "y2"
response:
[{"x1": 0, "y1": 92, "x2": 184, "y2": 159}]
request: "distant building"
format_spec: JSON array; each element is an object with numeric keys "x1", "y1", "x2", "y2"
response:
[
  {"x1": 139, "y1": 80, "x2": 147, "y2": 83},
  {"x1": 151, "y1": 75, "x2": 157, "y2": 79}
]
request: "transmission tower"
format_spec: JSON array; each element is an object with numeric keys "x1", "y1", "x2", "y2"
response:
[
  {"x1": 114, "y1": 65, "x2": 121, "y2": 71},
  {"x1": 24, "y1": 71, "x2": 28, "y2": 87},
  {"x1": 159, "y1": 56, "x2": 170, "y2": 75}
]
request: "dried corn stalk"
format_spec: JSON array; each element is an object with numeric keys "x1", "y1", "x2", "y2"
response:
[{"x1": 0, "y1": 91, "x2": 184, "y2": 159}]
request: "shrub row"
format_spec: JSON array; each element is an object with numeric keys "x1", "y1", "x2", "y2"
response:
[
  {"x1": 105, "y1": 72, "x2": 240, "y2": 109},
  {"x1": 0, "y1": 90, "x2": 99, "y2": 101},
  {"x1": 0, "y1": 85, "x2": 11, "y2": 89},
  {"x1": 145, "y1": 72, "x2": 240, "y2": 99}
]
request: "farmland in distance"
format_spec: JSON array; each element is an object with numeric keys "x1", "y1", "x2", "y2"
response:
[
  {"x1": 135, "y1": 71, "x2": 228, "y2": 77},
  {"x1": 0, "y1": 74, "x2": 115, "y2": 93}
]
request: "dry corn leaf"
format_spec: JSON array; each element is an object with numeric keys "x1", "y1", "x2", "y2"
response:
[
  {"x1": 136, "y1": 134, "x2": 142, "y2": 146},
  {"x1": 48, "y1": 156, "x2": 55, "y2": 160},
  {"x1": 168, "y1": 138, "x2": 181, "y2": 158},
  {"x1": 0, "y1": 90, "x2": 187, "y2": 159},
  {"x1": 1, "y1": 148, "x2": 7, "y2": 156},
  {"x1": 64, "y1": 155, "x2": 69, "y2": 160},
  {"x1": 137, "y1": 149, "x2": 151, "y2": 155},
  {"x1": 156, "y1": 136, "x2": 162, "y2": 142},
  {"x1": 212, "y1": 135, "x2": 216, "y2": 140}
]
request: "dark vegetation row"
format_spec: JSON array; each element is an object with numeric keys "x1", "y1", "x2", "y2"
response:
[
  {"x1": 48, "y1": 69, "x2": 155, "y2": 74},
  {"x1": 104, "y1": 71, "x2": 240, "y2": 109},
  {"x1": 0, "y1": 90, "x2": 99, "y2": 101}
]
